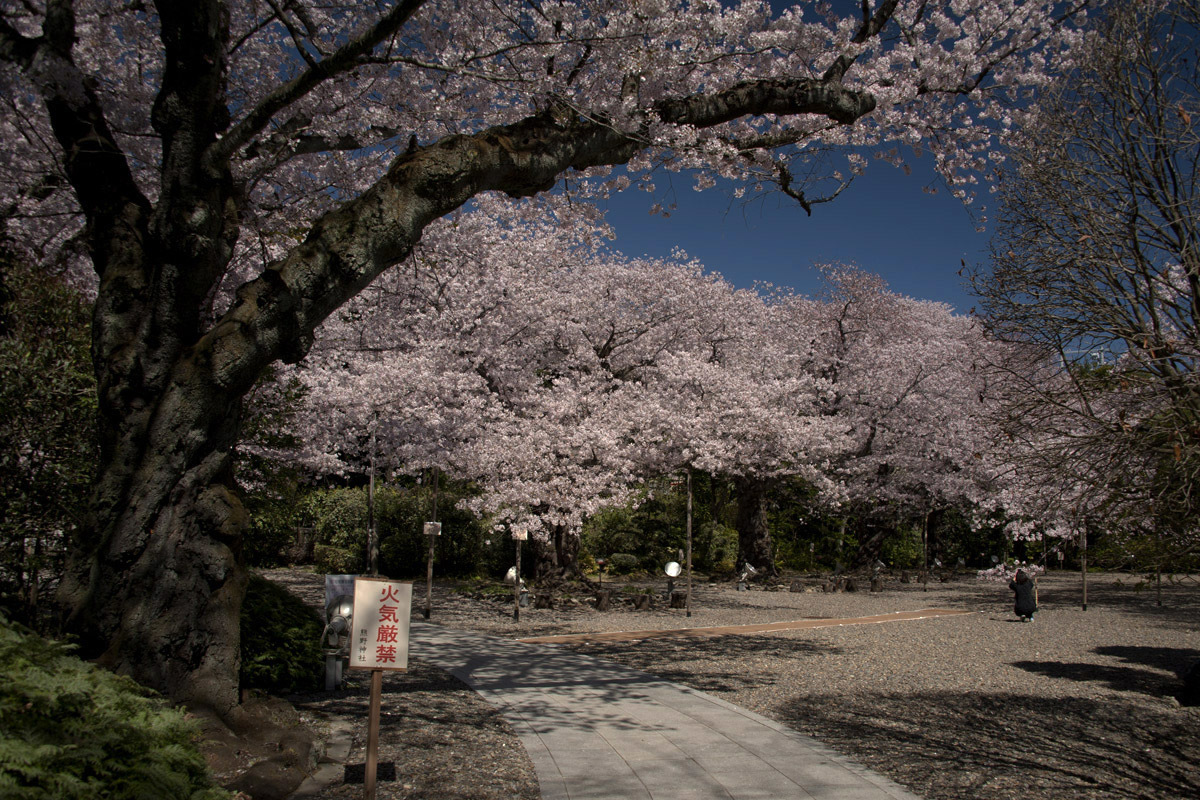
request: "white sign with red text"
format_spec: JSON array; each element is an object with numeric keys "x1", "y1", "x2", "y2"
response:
[{"x1": 349, "y1": 578, "x2": 412, "y2": 671}]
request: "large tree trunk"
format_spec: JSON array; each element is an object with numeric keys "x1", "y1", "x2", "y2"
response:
[
  {"x1": 853, "y1": 522, "x2": 890, "y2": 569},
  {"x1": 734, "y1": 476, "x2": 776, "y2": 576},
  {"x1": 531, "y1": 525, "x2": 581, "y2": 582},
  {"x1": 45, "y1": 1, "x2": 252, "y2": 718},
  {"x1": 530, "y1": 535, "x2": 559, "y2": 581},
  {"x1": 58, "y1": 367, "x2": 252, "y2": 718}
]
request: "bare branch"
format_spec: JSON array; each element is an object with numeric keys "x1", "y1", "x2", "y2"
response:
[{"x1": 208, "y1": 0, "x2": 427, "y2": 167}]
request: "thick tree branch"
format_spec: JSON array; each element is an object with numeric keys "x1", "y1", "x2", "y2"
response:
[
  {"x1": 150, "y1": 0, "x2": 240, "y2": 317},
  {"x1": 201, "y1": 75, "x2": 880, "y2": 396},
  {"x1": 1, "y1": 2, "x2": 150, "y2": 276},
  {"x1": 207, "y1": 0, "x2": 427, "y2": 167},
  {"x1": 658, "y1": 77, "x2": 876, "y2": 127},
  {"x1": 822, "y1": 0, "x2": 901, "y2": 84}
]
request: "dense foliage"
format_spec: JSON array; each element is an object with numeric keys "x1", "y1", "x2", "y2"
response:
[
  {"x1": 581, "y1": 473, "x2": 1015, "y2": 576},
  {"x1": 582, "y1": 475, "x2": 738, "y2": 575},
  {"x1": 241, "y1": 479, "x2": 504, "y2": 578},
  {"x1": 0, "y1": 250, "x2": 96, "y2": 628},
  {"x1": 0, "y1": 615, "x2": 228, "y2": 800},
  {"x1": 238, "y1": 574, "x2": 324, "y2": 695}
]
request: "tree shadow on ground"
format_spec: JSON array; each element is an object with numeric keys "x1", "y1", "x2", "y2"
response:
[
  {"x1": 289, "y1": 659, "x2": 540, "y2": 800},
  {"x1": 1032, "y1": 578, "x2": 1200, "y2": 630},
  {"x1": 290, "y1": 661, "x2": 517, "y2": 735},
  {"x1": 567, "y1": 634, "x2": 839, "y2": 693},
  {"x1": 1094, "y1": 645, "x2": 1200, "y2": 675},
  {"x1": 1012, "y1": 645, "x2": 1200, "y2": 701},
  {"x1": 768, "y1": 691, "x2": 1199, "y2": 800}
]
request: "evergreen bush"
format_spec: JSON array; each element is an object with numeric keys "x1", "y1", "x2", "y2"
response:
[
  {"x1": 0, "y1": 251, "x2": 97, "y2": 628},
  {"x1": 0, "y1": 614, "x2": 229, "y2": 800},
  {"x1": 239, "y1": 574, "x2": 324, "y2": 695},
  {"x1": 312, "y1": 543, "x2": 361, "y2": 574},
  {"x1": 880, "y1": 525, "x2": 924, "y2": 570},
  {"x1": 605, "y1": 553, "x2": 640, "y2": 574},
  {"x1": 376, "y1": 482, "x2": 495, "y2": 579},
  {"x1": 301, "y1": 488, "x2": 369, "y2": 555}
]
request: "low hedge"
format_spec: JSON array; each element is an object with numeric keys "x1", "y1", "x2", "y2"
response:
[
  {"x1": 0, "y1": 615, "x2": 229, "y2": 800},
  {"x1": 239, "y1": 573, "x2": 325, "y2": 695}
]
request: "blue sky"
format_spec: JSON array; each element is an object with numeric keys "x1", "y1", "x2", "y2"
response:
[
  {"x1": 596, "y1": 0, "x2": 995, "y2": 315},
  {"x1": 600, "y1": 158, "x2": 991, "y2": 315}
]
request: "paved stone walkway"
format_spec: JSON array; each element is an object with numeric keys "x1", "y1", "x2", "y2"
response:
[{"x1": 410, "y1": 621, "x2": 925, "y2": 800}]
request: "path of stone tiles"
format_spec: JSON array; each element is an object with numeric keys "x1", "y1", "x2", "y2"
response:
[{"x1": 410, "y1": 619, "x2": 932, "y2": 800}]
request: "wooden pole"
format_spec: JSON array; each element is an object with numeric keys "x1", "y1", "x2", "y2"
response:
[
  {"x1": 364, "y1": 669, "x2": 383, "y2": 800},
  {"x1": 425, "y1": 469, "x2": 438, "y2": 620},
  {"x1": 922, "y1": 512, "x2": 929, "y2": 592},
  {"x1": 1080, "y1": 526, "x2": 1088, "y2": 611},
  {"x1": 366, "y1": 423, "x2": 378, "y2": 576},
  {"x1": 1156, "y1": 528, "x2": 1164, "y2": 607},
  {"x1": 922, "y1": 511, "x2": 929, "y2": 569},
  {"x1": 513, "y1": 536, "x2": 522, "y2": 622},
  {"x1": 686, "y1": 469, "x2": 693, "y2": 618}
]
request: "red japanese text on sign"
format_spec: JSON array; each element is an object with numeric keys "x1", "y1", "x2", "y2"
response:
[{"x1": 349, "y1": 578, "x2": 412, "y2": 671}]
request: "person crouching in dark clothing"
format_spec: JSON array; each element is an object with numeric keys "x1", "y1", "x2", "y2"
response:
[{"x1": 1009, "y1": 570, "x2": 1037, "y2": 622}]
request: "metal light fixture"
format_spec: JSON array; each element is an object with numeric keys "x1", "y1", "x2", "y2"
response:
[
  {"x1": 321, "y1": 594, "x2": 355, "y2": 690},
  {"x1": 737, "y1": 563, "x2": 758, "y2": 591},
  {"x1": 665, "y1": 560, "x2": 681, "y2": 597}
]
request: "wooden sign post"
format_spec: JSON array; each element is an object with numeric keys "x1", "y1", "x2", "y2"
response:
[
  {"x1": 349, "y1": 578, "x2": 412, "y2": 800},
  {"x1": 423, "y1": 522, "x2": 440, "y2": 620},
  {"x1": 512, "y1": 529, "x2": 527, "y2": 622}
]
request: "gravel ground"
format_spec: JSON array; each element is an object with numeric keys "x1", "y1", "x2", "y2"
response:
[{"x1": 263, "y1": 568, "x2": 1200, "y2": 800}]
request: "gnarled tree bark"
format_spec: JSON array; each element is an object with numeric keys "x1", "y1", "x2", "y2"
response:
[
  {"x1": 734, "y1": 475, "x2": 777, "y2": 577},
  {"x1": 530, "y1": 525, "x2": 582, "y2": 583}
]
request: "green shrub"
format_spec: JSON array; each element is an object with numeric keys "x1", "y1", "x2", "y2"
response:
[
  {"x1": 0, "y1": 251, "x2": 96, "y2": 628},
  {"x1": 605, "y1": 553, "x2": 640, "y2": 575},
  {"x1": 239, "y1": 574, "x2": 324, "y2": 695},
  {"x1": 0, "y1": 614, "x2": 230, "y2": 800},
  {"x1": 694, "y1": 522, "x2": 738, "y2": 573},
  {"x1": 300, "y1": 488, "x2": 368, "y2": 554},
  {"x1": 312, "y1": 543, "x2": 361, "y2": 575},
  {"x1": 244, "y1": 479, "x2": 502, "y2": 577},
  {"x1": 375, "y1": 481, "x2": 497, "y2": 579},
  {"x1": 582, "y1": 474, "x2": 739, "y2": 574},
  {"x1": 880, "y1": 526, "x2": 924, "y2": 570}
]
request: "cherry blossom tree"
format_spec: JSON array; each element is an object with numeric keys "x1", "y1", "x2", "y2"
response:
[
  {"x1": 0, "y1": 0, "x2": 1088, "y2": 714},
  {"x1": 786, "y1": 265, "x2": 1000, "y2": 566},
  {"x1": 607, "y1": 285, "x2": 843, "y2": 575},
  {"x1": 298, "y1": 198, "x2": 762, "y2": 579}
]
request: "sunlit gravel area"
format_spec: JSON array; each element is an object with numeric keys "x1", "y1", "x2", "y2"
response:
[
  {"x1": 266, "y1": 568, "x2": 1199, "y2": 800},
  {"x1": 434, "y1": 570, "x2": 1200, "y2": 800}
]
